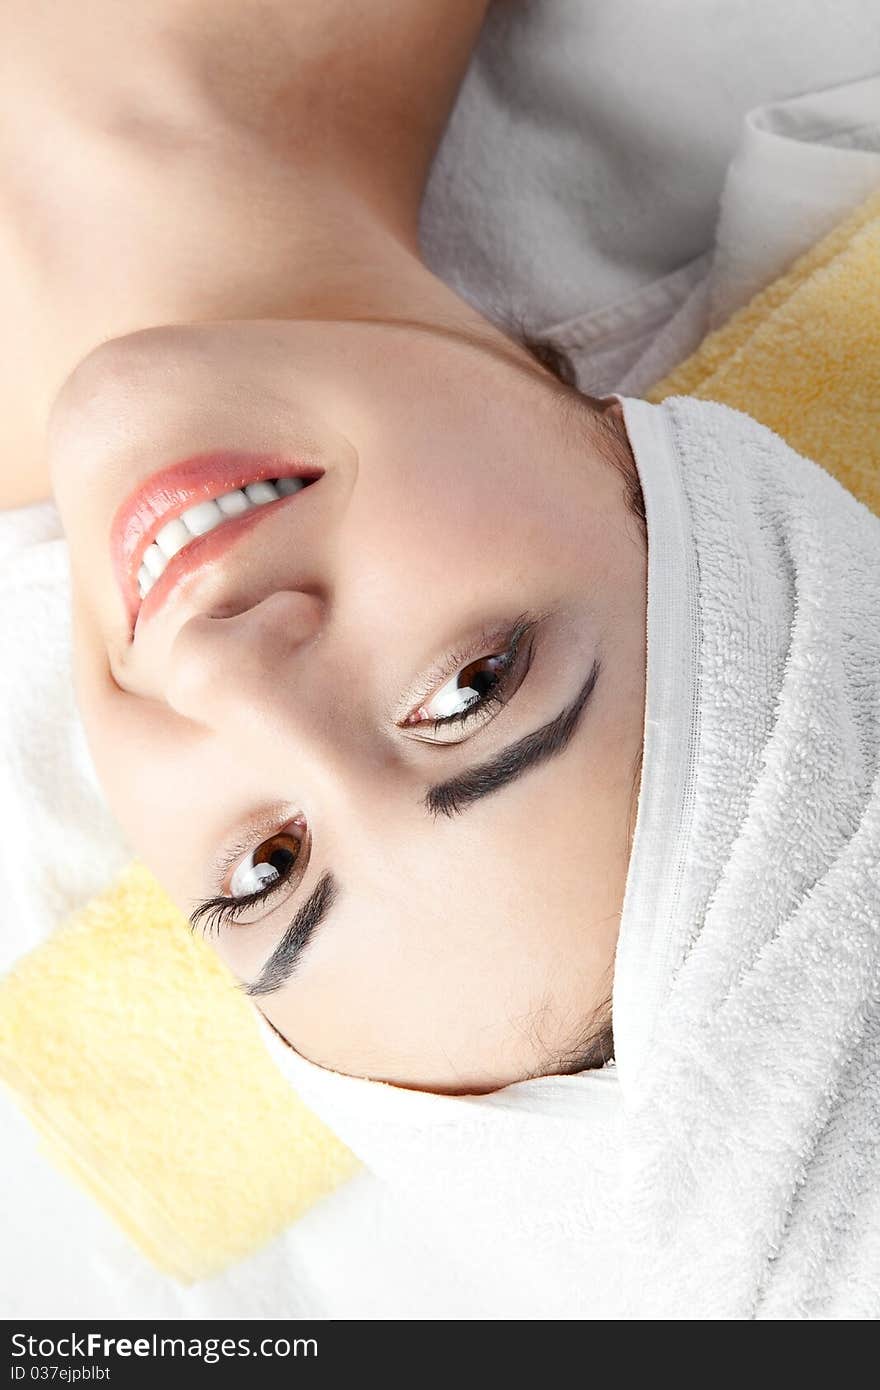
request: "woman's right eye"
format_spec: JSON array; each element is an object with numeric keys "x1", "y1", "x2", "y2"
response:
[{"x1": 188, "y1": 817, "x2": 309, "y2": 937}]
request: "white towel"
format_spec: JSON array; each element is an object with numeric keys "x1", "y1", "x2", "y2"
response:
[
  {"x1": 261, "y1": 393, "x2": 880, "y2": 1319},
  {"x1": 616, "y1": 74, "x2": 880, "y2": 397},
  {"x1": 0, "y1": 505, "x2": 133, "y2": 974},
  {"x1": 422, "y1": 2, "x2": 880, "y2": 339}
]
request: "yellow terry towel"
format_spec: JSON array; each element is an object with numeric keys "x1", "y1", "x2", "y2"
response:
[
  {"x1": 0, "y1": 862, "x2": 358, "y2": 1282},
  {"x1": 647, "y1": 186, "x2": 880, "y2": 515},
  {"x1": 1, "y1": 187, "x2": 878, "y2": 1285}
]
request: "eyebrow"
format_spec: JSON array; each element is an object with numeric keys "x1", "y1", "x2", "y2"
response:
[
  {"x1": 423, "y1": 654, "x2": 601, "y2": 818},
  {"x1": 243, "y1": 654, "x2": 601, "y2": 995},
  {"x1": 244, "y1": 870, "x2": 338, "y2": 997}
]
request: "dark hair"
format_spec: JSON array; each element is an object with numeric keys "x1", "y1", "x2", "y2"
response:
[
  {"x1": 515, "y1": 334, "x2": 648, "y2": 1074},
  {"x1": 520, "y1": 332, "x2": 647, "y2": 552}
]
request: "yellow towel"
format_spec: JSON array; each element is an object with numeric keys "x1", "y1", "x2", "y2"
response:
[
  {"x1": 0, "y1": 862, "x2": 358, "y2": 1282},
  {"x1": 1, "y1": 187, "x2": 878, "y2": 1285},
  {"x1": 647, "y1": 186, "x2": 880, "y2": 514}
]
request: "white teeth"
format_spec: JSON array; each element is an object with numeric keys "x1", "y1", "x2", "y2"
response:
[
  {"x1": 179, "y1": 498, "x2": 225, "y2": 535},
  {"x1": 215, "y1": 489, "x2": 251, "y2": 517},
  {"x1": 244, "y1": 480, "x2": 279, "y2": 505},
  {"x1": 142, "y1": 543, "x2": 166, "y2": 578},
  {"x1": 154, "y1": 517, "x2": 191, "y2": 559},
  {"x1": 135, "y1": 475, "x2": 310, "y2": 605}
]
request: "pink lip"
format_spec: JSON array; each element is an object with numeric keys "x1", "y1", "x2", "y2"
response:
[{"x1": 111, "y1": 450, "x2": 323, "y2": 635}]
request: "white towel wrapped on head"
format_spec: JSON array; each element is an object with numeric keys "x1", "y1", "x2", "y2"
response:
[{"x1": 262, "y1": 394, "x2": 880, "y2": 1320}]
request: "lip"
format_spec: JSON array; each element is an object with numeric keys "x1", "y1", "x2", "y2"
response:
[{"x1": 110, "y1": 451, "x2": 323, "y2": 634}]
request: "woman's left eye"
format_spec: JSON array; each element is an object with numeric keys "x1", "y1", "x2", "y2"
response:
[
  {"x1": 406, "y1": 653, "x2": 509, "y2": 723},
  {"x1": 401, "y1": 619, "x2": 535, "y2": 742}
]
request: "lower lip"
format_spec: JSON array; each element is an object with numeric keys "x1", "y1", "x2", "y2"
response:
[{"x1": 134, "y1": 494, "x2": 301, "y2": 637}]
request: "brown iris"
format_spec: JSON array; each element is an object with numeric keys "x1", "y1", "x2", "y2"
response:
[{"x1": 227, "y1": 816, "x2": 307, "y2": 899}]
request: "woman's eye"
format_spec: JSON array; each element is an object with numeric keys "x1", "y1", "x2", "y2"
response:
[
  {"x1": 405, "y1": 652, "x2": 510, "y2": 726},
  {"x1": 227, "y1": 817, "x2": 306, "y2": 899},
  {"x1": 397, "y1": 614, "x2": 537, "y2": 744}
]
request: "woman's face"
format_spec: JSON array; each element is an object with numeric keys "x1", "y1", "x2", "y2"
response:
[{"x1": 48, "y1": 317, "x2": 647, "y2": 1093}]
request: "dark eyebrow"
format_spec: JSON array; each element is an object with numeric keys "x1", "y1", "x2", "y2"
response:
[
  {"x1": 244, "y1": 870, "x2": 338, "y2": 998},
  {"x1": 241, "y1": 656, "x2": 599, "y2": 995},
  {"x1": 423, "y1": 656, "x2": 601, "y2": 818}
]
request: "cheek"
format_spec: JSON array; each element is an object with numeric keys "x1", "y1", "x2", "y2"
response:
[
  {"x1": 70, "y1": 622, "x2": 203, "y2": 912},
  {"x1": 259, "y1": 759, "x2": 620, "y2": 1088},
  {"x1": 71, "y1": 606, "x2": 136, "y2": 826},
  {"x1": 335, "y1": 363, "x2": 580, "y2": 580},
  {"x1": 334, "y1": 452, "x2": 577, "y2": 613}
]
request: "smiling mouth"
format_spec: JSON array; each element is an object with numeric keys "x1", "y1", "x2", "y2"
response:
[
  {"x1": 111, "y1": 451, "x2": 324, "y2": 632},
  {"x1": 136, "y1": 475, "x2": 312, "y2": 600}
]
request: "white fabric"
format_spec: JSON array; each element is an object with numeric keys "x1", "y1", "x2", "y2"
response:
[
  {"x1": 1, "y1": 11, "x2": 879, "y2": 1320},
  {"x1": 616, "y1": 396, "x2": 880, "y2": 1319},
  {"x1": 617, "y1": 74, "x2": 880, "y2": 395},
  {"x1": 260, "y1": 1036, "x2": 625, "y2": 1320},
  {"x1": 261, "y1": 394, "x2": 880, "y2": 1319},
  {"x1": 0, "y1": 508, "x2": 133, "y2": 974},
  {"x1": 423, "y1": 1, "x2": 880, "y2": 390},
  {"x1": 709, "y1": 74, "x2": 880, "y2": 328},
  {"x1": 0, "y1": 1091, "x2": 480, "y2": 1320}
]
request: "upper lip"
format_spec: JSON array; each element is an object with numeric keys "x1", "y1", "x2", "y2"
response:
[{"x1": 110, "y1": 450, "x2": 323, "y2": 633}]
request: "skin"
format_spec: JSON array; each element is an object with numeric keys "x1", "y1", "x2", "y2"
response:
[{"x1": 1, "y1": 1, "x2": 647, "y2": 1093}]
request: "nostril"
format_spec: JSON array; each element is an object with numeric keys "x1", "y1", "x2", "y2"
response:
[
  {"x1": 164, "y1": 591, "x2": 325, "y2": 724},
  {"x1": 245, "y1": 588, "x2": 326, "y2": 641}
]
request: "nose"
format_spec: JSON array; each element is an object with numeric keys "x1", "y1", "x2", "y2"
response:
[{"x1": 164, "y1": 588, "x2": 338, "y2": 767}]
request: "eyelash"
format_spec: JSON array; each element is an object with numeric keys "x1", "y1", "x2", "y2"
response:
[
  {"x1": 188, "y1": 613, "x2": 538, "y2": 937},
  {"x1": 189, "y1": 840, "x2": 304, "y2": 938},
  {"x1": 402, "y1": 613, "x2": 536, "y2": 737}
]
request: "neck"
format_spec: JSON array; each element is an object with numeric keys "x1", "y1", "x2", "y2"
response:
[{"x1": 0, "y1": 0, "x2": 495, "y2": 507}]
